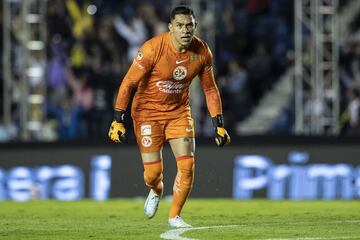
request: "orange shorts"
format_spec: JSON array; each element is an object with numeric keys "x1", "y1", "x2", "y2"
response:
[{"x1": 133, "y1": 117, "x2": 195, "y2": 153}]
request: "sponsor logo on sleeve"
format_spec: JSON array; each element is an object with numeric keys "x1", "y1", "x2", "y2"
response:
[
  {"x1": 133, "y1": 59, "x2": 144, "y2": 70},
  {"x1": 132, "y1": 50, "x2": 145, "y2": 70},
  {"x1": 137, "y1": 51, "x2": 144, "y2": 61}
]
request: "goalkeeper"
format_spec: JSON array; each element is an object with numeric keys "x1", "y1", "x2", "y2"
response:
[{"x1": 108, "y1": 5, "x2": 230, "y2": 228}]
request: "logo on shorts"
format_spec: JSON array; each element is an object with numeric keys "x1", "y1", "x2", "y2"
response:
[
  {"x1": 141, "y1": 125, "x2": 151, "y2": 135},
  {"x1": 173, "y1": 66, "x2": 187, "y2": 81},
  {"x1": 141, "y1": 136, "x2": 152, "y2": 147}
]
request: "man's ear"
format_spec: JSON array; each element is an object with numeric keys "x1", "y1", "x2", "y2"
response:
[{"x1": 168, "y1": 23, "x2": 173, "y2": 33}]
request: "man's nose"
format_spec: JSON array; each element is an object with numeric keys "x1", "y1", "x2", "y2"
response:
[{"x1": 181, "y1": 25, "x2": 189, "y2": 33}]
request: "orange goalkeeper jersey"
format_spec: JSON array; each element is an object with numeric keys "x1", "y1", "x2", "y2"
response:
[{"x1": 115, "y1": 32, "x2": 222, "y2": 121}]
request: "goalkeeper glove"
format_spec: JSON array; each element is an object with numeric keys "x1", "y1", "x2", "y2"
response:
[
  {"x1": 108, "y1": 110, "x2": 127, "y2": 143},
  {"x1": 212, "y1": 114, "x2": 231, "y2": 147}
]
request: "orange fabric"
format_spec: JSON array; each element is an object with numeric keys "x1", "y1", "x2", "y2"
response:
[
  {"x1": 169, "y1": 156, "x2": 194, "y2": 218},
  {"x1": 115, "y1": 32, "x2": 222, "y2": 121},
  {"x1": 199, "y1": 68, "x2": 222, "y2": 117},
  {"x1": 133, "y1": 117, "x2": 194, "y2": 153},
  {"x1": 176, "y1": 155, "x2": 193, "y2": 161},
  {"x1": 143, "y1": 160, "x2": 163, "y2": 196}
]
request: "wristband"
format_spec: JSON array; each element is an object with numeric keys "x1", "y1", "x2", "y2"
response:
[
  {"x1": 212, "y1": 114, "x2": 224, "y2": 128},
  {"x1": 114, "y1": 109, "x2": 125, "y2": 123}
]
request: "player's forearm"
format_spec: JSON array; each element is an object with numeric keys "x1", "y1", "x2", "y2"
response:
[
  {"x1": 204, "y1": 87, "x2": 222, "y2": 117},
  {"x1": 199, "y1": 69, "x2": 223, "y2": 117},
  {"x1": 115, "y1": 63, "x2": 146, "y2": 111},
  {"x1": 115, "y1": 82, "x2": 134, "y2": 111}
]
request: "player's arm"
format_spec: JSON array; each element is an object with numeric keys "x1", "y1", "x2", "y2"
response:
[
  {"x1": 198, "y1": 46, "x2": 231, "y2": 147},
  {"x1": 109, "y1": 42, "x2": 154, "y2": 143}
]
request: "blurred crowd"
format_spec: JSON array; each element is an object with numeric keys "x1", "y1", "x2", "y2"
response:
[
  {"x1": 9, "y1": 0, "x2": 360, "y2": 141},
  {"x1": 41, "y1": 0, "x2": 295, "y2": 141},
  {"x1": 214, "y1": 0, "x2": 293, "y2": 134},
  {"x1": 45, "y1": 0, "x2": 172, "y2": 141}
]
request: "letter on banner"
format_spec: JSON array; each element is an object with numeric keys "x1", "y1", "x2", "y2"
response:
[
  {"x1": 356, "y1": 167, "x2": 360, "y2": 198},
  {"x1": 35, "y1": 166, "x2": 55, "y2": 199},
  {"x1": 7, "y1": 167, "x2": 33, "y2": 202},
  {"x1": 307, "y1": 164, "x2": 353, "y2": 199},
  {"x1": 0, "y1": 168, "x2": 6, "y2": 200},
  {"x1": 90, "y1": 155, "x2": 112, "y2": 200},
  {"x1": 233, "y1": 155, "x2": 271, "y2": 199},
  {"x1": 268, "y1": 165, "x2": 291, "y2": 200},
  {"x1": 52, "y1": 165, "x2": 84, "y2": 201}
]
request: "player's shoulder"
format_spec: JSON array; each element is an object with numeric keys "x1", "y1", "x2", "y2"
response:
[
  {"x1": 191, "y1": 36, "x2": 211, "y2": 54},
  {"x1": 143, "y1": 32, "x2": 168, "y2": 50}
]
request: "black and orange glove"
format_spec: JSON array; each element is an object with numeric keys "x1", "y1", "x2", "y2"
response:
[
  {"x1": 212, "y1": 114, "x2": 231, "y2": 147},
  {"x1": 108, "y1": 110, "x2": 127, "y2": 143}
]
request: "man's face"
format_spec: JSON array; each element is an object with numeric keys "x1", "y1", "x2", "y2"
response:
[{"x1": 169, "y1": 14, "x2": 196, "y2": 48}]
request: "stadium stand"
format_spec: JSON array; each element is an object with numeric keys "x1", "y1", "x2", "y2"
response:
[{"x1": 1, "y1": 0, "x2": 359, "y2": 141}]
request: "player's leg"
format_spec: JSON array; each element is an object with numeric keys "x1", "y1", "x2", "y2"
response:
[
  {"x1": 133, "y1": 120, "x2": 165, "y2": 219},
  {"x1": 141, "y1": 151, "x2": 163, "y2": 219},
  {"x1": 142, "y1": 151, "x2": 163, "y2": 196},
  {"x1": 168, "y1": 137, "x2": 195, "y2": 227},
  {"x1": 166, "y1": 116, "x2": 195, "y2": 227},
  {"x1": 169, "y1": 138, "x2": 195, "y2": 217}
]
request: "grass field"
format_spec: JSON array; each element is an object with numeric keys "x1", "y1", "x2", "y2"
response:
[{"x1": 0, "y1": 199, "x2": 359, "y2": 240}]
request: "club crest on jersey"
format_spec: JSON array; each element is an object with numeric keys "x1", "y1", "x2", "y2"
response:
[
  {"x1": 141, "y1": 136, "x2": 152, "y2": 147},
  {"x1": 173, "y1": 66, "x2": 187, "y2": 81},
  {"x1": 137, "y1": 51, "x2": 144, "y2": 61}
]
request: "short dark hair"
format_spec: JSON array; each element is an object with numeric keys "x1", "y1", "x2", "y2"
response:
[{"x1": 170, "y1": 6, "x2": 195, "y2": 21}]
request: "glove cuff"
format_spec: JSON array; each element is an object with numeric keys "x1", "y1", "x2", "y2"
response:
[
  {"x1": 212, "y1": 114, "x2": 224, "y2": 128},
  {"x1": 114, "y1": 109, "x2": 125, "y2": 123}
]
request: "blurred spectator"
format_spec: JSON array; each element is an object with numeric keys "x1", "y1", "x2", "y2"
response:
[
  {"x1": 66, "y1": 0, "x2": 94, "y2": 39},
  {"x1": 48, "y1": 68, "x2": 93, "y2": 140},
  {"x1": 339, "y1": 41, "x2": 360, "y2": 135},
  {"x1": 47, "y1": 35, "x2": 69, "y2": 107},
  {"x1": 247, "y1": 41, "x2": 273, "y2": 101},
  {"x1": 67, "y1": 68, "x2": 93, "y2": 112},
  {"x1": 139, "y1": 3, "x2": 167, "y2": 36},
  {"x1": 113, "y1": 5, "x2": 148, "y2": 61},
  {"x1": 346, "y1": 88, "x2": 360, "y2": 135},
  {"x1": 223, "y1": 60, "x2": 250, "y2": 132},
  {"x1": 48, "y1": 92, "x2": 83, "y2": 140},
  {"x1": 0, "y1": 121, "x2": 18, "y2": 142},
  {"x1": 70, "y1": 39, "x2": 87, "y2": 68},
  {"x1": 247, "y1": 0, "x2": 270, "y2": 16},
  {"x1": 47, "y1": 0, "x2": 72, "y2": 41}
]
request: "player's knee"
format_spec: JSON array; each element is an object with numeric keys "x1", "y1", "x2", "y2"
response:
[
  {"x1": 176, "y1": 156, "x2": 195, "y2": 178},
  {"x1": 144, "y1": 168, "x2": 163, "y2": 187}
]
